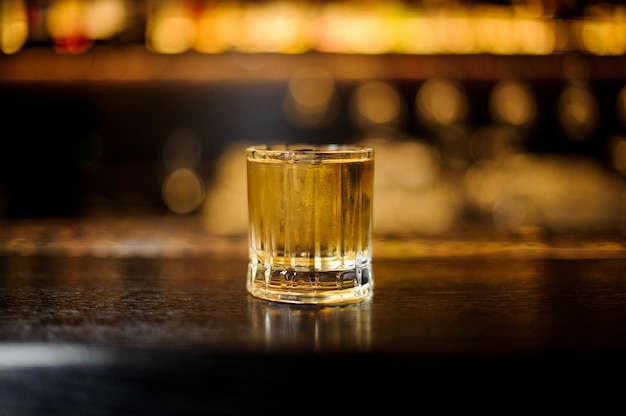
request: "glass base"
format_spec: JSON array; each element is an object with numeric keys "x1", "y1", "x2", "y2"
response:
[{"x1": 247, "y1": 263, "x2": 373, "y2": 305}]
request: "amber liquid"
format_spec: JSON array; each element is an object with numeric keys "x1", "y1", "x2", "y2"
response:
[{"x1": 247, "y1": 152, "x2": 374, "y2": 304}]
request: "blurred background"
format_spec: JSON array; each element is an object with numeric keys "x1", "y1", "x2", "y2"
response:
[{"x1": 1, "y1": 0, "x2": 626, "y2": 257}]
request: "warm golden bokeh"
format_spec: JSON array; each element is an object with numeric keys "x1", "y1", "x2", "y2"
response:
[{"x1": 2, "y1": 0, "x2": 626, "y2": 55}]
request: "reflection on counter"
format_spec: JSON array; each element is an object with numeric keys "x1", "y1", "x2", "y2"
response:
[{"x1": 247, "y1": 297, "x2": 372, "y2": 352}]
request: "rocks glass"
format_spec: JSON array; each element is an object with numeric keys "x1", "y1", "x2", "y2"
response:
[{"x1": 246, "y1": 144, "x2": 374, "y2": 305}]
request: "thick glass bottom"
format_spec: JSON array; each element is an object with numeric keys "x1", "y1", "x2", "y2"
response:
[{"x1": 247, "y1": 263, "x2": 373, "y2": 305}]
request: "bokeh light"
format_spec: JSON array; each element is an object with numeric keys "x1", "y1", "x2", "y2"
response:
[
  {"x1": 315, "y1": 3, "x2": 395, "y2": 54},
  {"x1": 363, "y1": 138, "x2": 461, "y2": 236},
  {"x1": 464, "y1": 153, "x2": 624, "y2": 233},
  {"x1": 3, "y1": 0, "x2": 626, "y2": 240},
  {"x1": 203, "y1": 143, "x2": 248, "y2": 235},
  {"x1": 162, "y1": 168, "x2": 204, "y2": 215},
  {"x1": 83, "y1": 0, "x2": 127, "y2": 40},
  {"x1": 147, "y1": 1, "x2": 196, "y2": 54},
  {"x1": 194, "y1": 2, "x2": 240, "y2": 53},
  {"x1": 558, "y1": 83, "x2": 600, "y2": 142},
  {"x1": 416, "y1": 78, "x2": 469, "y2": 129},
  {"x1": 351, "y1": 81, "x2": 403, "y2": 132},
  {"x1": 237, "y1": 1, "x2": 310, "y2": 53},
  {"x1": 489, "y1": 79, "x2": 538, "y2": 129},
  {"x1": 5, "y1": 1, "x2": 626, "y2": 56},
  {"x1": 161, "y1": 127, "x2": 203, "y2": 215},
  {"x1": 0, "y1": 0, "x2": 28, "y2": 54},
  {"x1": 283, "y1": 65, "x2": 339, "y2": 129},
  {"x1": 46, "y1": 0, "x2": 92, "y2": 54},
  {"x1": 608, "y1": 135, "x2": 626, "y2": 175}
]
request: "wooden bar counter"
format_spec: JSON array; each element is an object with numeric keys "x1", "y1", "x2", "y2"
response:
[{"x1": 1, "y1": 217, "x2": 625, "y2": 414}]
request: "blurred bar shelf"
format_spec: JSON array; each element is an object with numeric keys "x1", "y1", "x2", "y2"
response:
[{"x1": 3, "y1": 47, "x2": 626, "y2": 83}]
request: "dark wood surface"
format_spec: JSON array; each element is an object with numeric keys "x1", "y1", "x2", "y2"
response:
[{"x1": 1, "y1": 219, "x2": 625, "y2": 414}]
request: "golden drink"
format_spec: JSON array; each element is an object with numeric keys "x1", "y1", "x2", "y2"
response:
[{"x1": 246, "y1": 144, "x2": 374, "y2": 305}]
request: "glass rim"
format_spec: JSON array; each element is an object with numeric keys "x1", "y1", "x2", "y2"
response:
[{"x1": 246, "y1": 143, "x2": 373, "y2": 156}]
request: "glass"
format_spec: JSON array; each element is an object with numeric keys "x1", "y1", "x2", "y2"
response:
[{"x1": 246, "y1": 144, "x2": 374, "y2": 305}]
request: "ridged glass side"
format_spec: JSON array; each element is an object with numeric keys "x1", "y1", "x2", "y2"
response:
[{"x1": 246, "y1": 145, "x2": 374, "y2": 305}]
